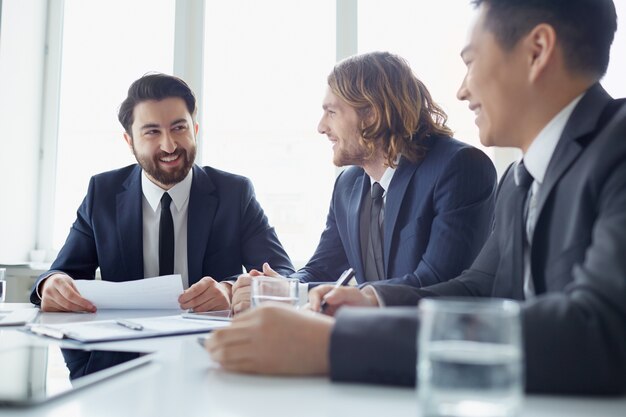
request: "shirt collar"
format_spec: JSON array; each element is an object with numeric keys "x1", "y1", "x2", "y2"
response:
[
  {"x1": 369, "y1": 166, "x2": 397, "y2": 196},
  {"x1": 523, "y1": 94, "x2": 584, "y2": 184},
  {"x1": 141, "y1": 168, "x2": 193, "y2": 212}
]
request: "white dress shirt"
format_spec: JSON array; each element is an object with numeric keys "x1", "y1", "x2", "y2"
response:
[
  {"x1": 521, "y1": 93, "x2": 583, "y2": 299},
  {"x1": 141, "y1": 169, "x2": 193, "y2": 289}
]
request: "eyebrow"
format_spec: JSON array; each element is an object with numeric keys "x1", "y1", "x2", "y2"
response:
[
  {"x1": 139, "y1": 119, "x2": 188, "y2": 131},
  {"x1": 140, "y1": 123, "x2": 160, "y2": 131},
  {"x1": 170, "y1": 118, "x2": 188, "y2": 126}
]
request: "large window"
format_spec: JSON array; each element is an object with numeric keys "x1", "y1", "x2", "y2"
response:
[
  {"x1": 3, "y1": 0, "x2": 625, "y2": 263},
  {"x1": 52, "y1": 0, "x2": 175, "y2": 249},
  {"x1": 201, "y1": 0, "x2": 336, "y2": 266}
]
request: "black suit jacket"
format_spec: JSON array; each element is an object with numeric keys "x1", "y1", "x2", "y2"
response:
[
  {"x1": 31, "y1": 164, "x2": 294, "y2": 304},
  {"x1": 330, "y1": 84, "x2": 626, "y2": 395}
]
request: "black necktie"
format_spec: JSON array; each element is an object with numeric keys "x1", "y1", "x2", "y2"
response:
[
  {"x1": 362, "y1": 182, "x2": 385, "y2": 280},
  {"x1": 159, "y1": 192, "x2": 174, "y2": 276}
]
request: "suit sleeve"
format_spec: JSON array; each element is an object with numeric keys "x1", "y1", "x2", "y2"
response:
[
  {"x1": 237, "y1": 178, "x2": 295, "y2": 277},
  {"x1": 330, "y1": 307, "x2": 419, "y2": 386},
  {"x1": 30, "y1": 177, "x2": 100, "y2": 305},
  {"x1": 290, "y1": 175, "x2": 350, "y2": 283},
  {"x1": 371, "y1": 147, "x2": 496, "y2": 289}
]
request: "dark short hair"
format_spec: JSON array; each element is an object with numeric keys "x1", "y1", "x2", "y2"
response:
[
  {"x1": 118, "y1": 73, "x2": 197, "y2": 136},
  {"x1": 329, "y1": 52, "x2": 453, "y2": 167},
  {"x1": 472, "y1": 0, "x2": 617, "y2": 78}
]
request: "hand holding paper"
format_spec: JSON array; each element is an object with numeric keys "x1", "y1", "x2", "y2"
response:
[{"x1": 74, "y1": 275, "x2": 184, "y2": 310}]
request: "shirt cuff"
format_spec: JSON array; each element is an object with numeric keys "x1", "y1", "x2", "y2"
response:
[{"x1": 362, "y1": 284, "x2": 386, "y2": 307}]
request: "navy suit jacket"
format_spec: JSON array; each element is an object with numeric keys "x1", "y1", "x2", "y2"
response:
[
  {"x1": 291, "y1": 135, "x2": 496, "y2": 287},
  {"x1": 330, "y1": 85, "x2": 626, "y2": 395},
  {"x1": 31, "y1": 164, "x2": 294, "y2": 304}
]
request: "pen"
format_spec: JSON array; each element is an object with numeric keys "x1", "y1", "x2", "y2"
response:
[
  {"x1": 115, "y1": 319, "x2": 144, "y2": 331},
  {"x1": 29, "y1": 325, "x2": 67, "y2": 339},
  {"x1": 320, "y1": 268, "x2": 355, "y2": 313}
]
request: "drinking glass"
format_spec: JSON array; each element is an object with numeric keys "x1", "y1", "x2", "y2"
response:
[
  {"x1": 250, "y1": 276, "x2": 299, "y2": 308},
  {"x1": 418, "y1": 298, "x2": 524, "y2": 417},
  {"x1": 0, "y1": 268, "x2": 6, "y2": 303}
]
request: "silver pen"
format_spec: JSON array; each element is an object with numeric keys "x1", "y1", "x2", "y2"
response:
[
  {"x1": 115, "y1": 319, "x2": 144, "y2": 331},
  {"x1": 320, "y1": 268, "x2": 356, "y2": 313}
]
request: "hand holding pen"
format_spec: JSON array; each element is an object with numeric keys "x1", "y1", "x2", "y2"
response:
[{"x1": 318, "y1": 268, "x2": 355, "y2": 314}]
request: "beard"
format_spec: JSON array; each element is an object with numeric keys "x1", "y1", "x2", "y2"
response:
[
  {"x1": 133, "y1": 144, "x2": 196, "y2": 187},
  {"x1": 332, "y1": 140, "x2": 368, "y2": 167}
]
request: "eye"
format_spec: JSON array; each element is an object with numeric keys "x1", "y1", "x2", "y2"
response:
[
  {"x1": 173, "y1": 124, "x2": 188, "y2": 132},
  {"x1": 143, "y1": 129, "x2": 160, "y2": 136}
]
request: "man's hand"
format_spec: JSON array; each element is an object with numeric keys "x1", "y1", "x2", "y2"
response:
[
  {"x1": 40, "y1": 273, "x2": 96, "y2": 312},
  {"x1": 205, "y1": 303, "x2": 333, "y2": 375},
  {"x1": 309, "y1": 284, "x2": 379, "y2": 316},
  {"x1": 179, "y1": 276, "x2": 231, "y2": 312},
  {"x1": 231, "y1": 263, "x2": 285, "y2": 315}
]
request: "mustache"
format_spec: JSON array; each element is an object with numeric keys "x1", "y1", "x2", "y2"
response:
[{"x1": 155, "y1": 149, "x2": 185, "y2": 159}]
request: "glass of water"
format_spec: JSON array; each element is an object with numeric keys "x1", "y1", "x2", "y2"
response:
[
  {"x1": 417, "y1": 298, "x2": 523, "y2": 417},
  {"x1": 250, "y1": 276, "x2": 299, "y2": 308},
  {"x1": 0, "y1": 268, "x2": 6, "y2": 303}
]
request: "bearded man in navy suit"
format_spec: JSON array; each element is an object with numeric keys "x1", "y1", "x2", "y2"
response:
[{"x1": 31, "y1": 73, "x2": 294, "y2": 313}]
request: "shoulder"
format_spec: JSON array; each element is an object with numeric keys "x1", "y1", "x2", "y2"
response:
[
  {"x1": 90, "y1": 164, "x2": 140, "y2": 190},
  {"x1": 334, "y1": 165, "x2": 365, "y2": 187},
  {"x1": 195, "y1": 165, "x2": 255, "y2": 192},
  {"x1": 426, "y1": 135, "x2": 491, "y2": 165},
  {"x1": 419, "y1": 135, "x2": 496, "y2": 179}
]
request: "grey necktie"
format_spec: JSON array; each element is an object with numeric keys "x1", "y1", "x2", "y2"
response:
[
  {"x1": 362, "y1": 182, "x2": 385, "y2": 281},
  {"x1": 514, "y1": 161, "x2": 536, "y2": 242},
  {"x1": 515, "y1": 161, "x2": 537, "y2": 298}
]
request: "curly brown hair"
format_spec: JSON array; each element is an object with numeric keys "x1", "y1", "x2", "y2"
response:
[{"x1": 328, "y1": 52, "x2": 453, "y2": 168}]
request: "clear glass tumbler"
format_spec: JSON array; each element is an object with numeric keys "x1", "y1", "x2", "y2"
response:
[
  {"x1": 250, "y1": 276, "x2": 299, "y2": 308},
  {"x1": 418, "y1": 298, "x2": 524, "y2": 417}
]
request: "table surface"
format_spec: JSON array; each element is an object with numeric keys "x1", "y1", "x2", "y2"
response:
[{"x1": 1, "y1": 303, "x2": 625, "y2": 417}]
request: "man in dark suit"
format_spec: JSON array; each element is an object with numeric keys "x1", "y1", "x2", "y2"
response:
[
  {"x1": 31, "y1": 73, "x2": 294, "y2": 312},
  {"x1": 229, "y1": 52, "x2": 497, "y2": 313},
  {"x1": 206, "y1": 0, "x2": 626, "y2": 395}
]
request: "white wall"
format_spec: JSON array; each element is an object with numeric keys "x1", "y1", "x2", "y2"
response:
[{"x1": 0, "y1": 0, "x2": 47, "y2": 262}]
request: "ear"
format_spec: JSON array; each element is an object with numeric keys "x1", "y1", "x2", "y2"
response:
[
  {"x1": 525, "y1": 23, "x2": 557, "y2": 83},
  {"x1": 194, "y1": 122, "x2": 199, "y2": 136},
  {"x1": 123, "y1": 132, "x2": 135, "y2": 153}
]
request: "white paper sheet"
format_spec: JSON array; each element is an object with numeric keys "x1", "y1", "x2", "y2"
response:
[
  {"x1": 30, "y1": 315, "x2": 230, "y2": 342},
  {"x1": 74, "y1": 275, "x2": 184, "y2": 309}
]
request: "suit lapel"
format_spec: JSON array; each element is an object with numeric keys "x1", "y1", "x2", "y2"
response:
[
  {"x1": 116, "y1": 166, "x2": 144, "y2": 280},
  {"x1": 383, "y1": 157, "x2": 421, "y2": 276},
  {"x1": 187, "y1": 166, "x2": 218, "y2": 286},
  {"x1": 530, "y1": 84, "x2": 612, "y2": 292},
  {"x1": 534, "y1": 85, "x2": 611, "y2": 224},
  {"x1": 348, "y1": 172, "x2": 368, "y2": 282}
]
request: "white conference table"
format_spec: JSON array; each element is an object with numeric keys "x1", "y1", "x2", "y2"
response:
[{"x1": 1, "y1": 303, "x2": 625, "y2": 417}]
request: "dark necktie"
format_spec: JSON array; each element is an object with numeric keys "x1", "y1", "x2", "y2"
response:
[
  {"x1": 514, "y1": 161, "x2": 535, "y2": 241},
  {"x1": 159, "y1": 192, "x2": 174, "y2": 276},
  {"x1": 362, "y1": 182, "x2": 385, "y2": 281}
]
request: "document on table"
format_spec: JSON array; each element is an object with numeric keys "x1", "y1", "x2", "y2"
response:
[
  {"x1": 28, "y1": 315, "x2": 230, "y2": 343},
  {"x1": 74, "y1": 275, "x2": 184, "y2": 309}
]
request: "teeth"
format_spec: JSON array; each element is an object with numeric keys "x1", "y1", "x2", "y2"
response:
[{"x1": 160, "y1": 154, "x2": 179, "y2": 162}]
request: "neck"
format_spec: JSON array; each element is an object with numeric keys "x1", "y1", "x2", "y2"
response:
[
  {"x1": 361, "y1": 150, "x2": 388, "y2": 182},
  {"x1": 518, "y1": 77, "x2": 594, "y2": 153}
]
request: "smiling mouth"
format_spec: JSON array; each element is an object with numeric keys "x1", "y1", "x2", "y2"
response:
[{"x1": 158, "y1": 152, "x2": 182, "y2": 165}]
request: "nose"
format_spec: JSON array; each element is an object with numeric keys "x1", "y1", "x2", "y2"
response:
[
  {"x1": 161, "y1": 132, "x2": 177, "y2": 153},
  {"x1": 457, "y1": 75, "x2": 469, "y2": 102},
  {"x1": 317, "y1": 115, "x2": 328, "y2": 135}
]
